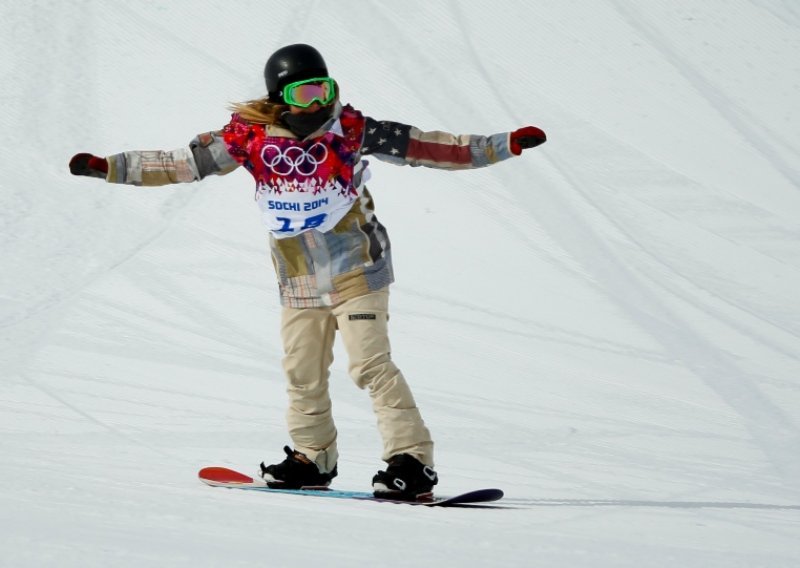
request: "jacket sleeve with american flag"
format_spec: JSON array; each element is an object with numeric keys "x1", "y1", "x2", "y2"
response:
[{"x1": 360, "y1": 115, "x2": 516, "y2": 169}]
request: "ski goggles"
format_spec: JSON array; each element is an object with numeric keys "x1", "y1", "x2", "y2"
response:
[{"x1": 281, "y1": 77, "x2": 336, "y2": 108}]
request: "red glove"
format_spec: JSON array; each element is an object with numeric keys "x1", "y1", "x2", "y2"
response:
[
  {"x1": 510, "y1": 126, "x2": 547, "y2": 155},
  {"x1": 69, "y1": 153, "x2": 108, "y2": 178}
]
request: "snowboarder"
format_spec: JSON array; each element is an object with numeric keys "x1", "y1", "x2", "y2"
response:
[{"x1": 69, "y1": 43, "x2": 547, "y2": 501}]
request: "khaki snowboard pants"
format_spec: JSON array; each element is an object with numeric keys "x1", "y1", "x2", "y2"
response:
[{"x1": 280, "y1": 289, "x2": 433, "y2": 473}]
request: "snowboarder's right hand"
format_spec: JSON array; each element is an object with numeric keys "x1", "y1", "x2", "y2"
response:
[{"x1": 69, "y1": 153, "x2": 108, "y2": 179}]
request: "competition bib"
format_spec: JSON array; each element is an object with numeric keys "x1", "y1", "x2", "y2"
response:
[{"x1": 223, "y1": 107, "x2": 367, "y2": 238}]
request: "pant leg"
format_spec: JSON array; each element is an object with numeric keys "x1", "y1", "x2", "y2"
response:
[
  {"x1": 280, "y1": 304, "x2": 338, "y2": 473},
  {"x1": 333, "y1": 289, "x2": 434, "y2": 466}
]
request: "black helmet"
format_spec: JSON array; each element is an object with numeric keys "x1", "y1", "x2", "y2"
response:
[{"x1": 264, "y1": 44, "x2": 329, "y2": 103}]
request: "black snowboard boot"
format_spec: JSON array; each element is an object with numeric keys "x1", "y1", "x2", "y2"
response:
[
  {"x1": 372, "y1": 454, "x2": 438, "y2": 501},
  {"x1": 260, "y1": 446, "x2": 337, "y2": 489}
]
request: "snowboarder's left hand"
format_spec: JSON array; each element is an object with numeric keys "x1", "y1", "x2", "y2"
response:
[{"x1": 510, "y1": 126, "x2": 547, "y2": 155}]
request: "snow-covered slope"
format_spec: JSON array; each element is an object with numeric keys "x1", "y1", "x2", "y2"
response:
[{"x1": 2, "y1": 1, "x2": 799, "y2": 566}]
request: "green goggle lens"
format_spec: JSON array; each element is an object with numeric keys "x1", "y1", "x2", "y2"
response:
[{"x1": 282, "y1": 77, "x2": 336, "y2": 107}]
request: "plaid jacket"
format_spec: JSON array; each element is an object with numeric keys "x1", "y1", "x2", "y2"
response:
[{"x1": 105, "y1": 103, "x2": 517, "y2": 307}]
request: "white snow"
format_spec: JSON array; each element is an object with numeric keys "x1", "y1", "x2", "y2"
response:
[{"x1": 2, "y1": 1, "x2": 800, "y2": 566}]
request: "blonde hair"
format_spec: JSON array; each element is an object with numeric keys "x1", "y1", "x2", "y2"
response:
[{"x1": 228, "y1": 97, "x2": 287, "y2": 125}]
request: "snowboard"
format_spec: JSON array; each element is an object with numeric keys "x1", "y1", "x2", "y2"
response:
[{"x1": 198, "y1": 466, "x2": 504, "y2": 507}]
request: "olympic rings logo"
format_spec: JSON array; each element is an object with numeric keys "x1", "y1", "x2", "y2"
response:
[{"x1": 260, "y1": 143, "x2": 328, "y2": 177}]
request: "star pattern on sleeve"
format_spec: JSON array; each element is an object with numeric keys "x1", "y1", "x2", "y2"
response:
[{"x1": 362, "y1": 118, "x2": 412, "y2": 158}]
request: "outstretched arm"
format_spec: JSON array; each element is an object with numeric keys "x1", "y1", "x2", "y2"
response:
[
  {"x1": 69, "y1": 131, "x2": 239, "y2": 186},
  {"x1": 361, "y1": 117, "x2": 546, "y2": 170}
]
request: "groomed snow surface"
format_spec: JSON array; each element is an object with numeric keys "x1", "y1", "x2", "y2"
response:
[{"x1": 2, "y1": 1, "x2": 800, "y2": 566}]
